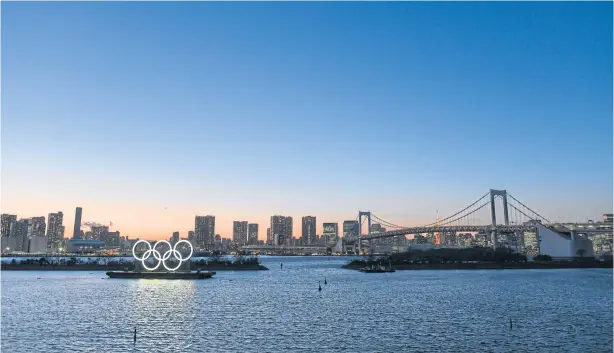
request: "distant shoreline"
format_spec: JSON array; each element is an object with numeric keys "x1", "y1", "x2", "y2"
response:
[
  {"x1": 342, "y1": 261, "x2": 613, "y2": 271},
  {"x1": 0, "y1": 264, "x2": 269, "y2": 271}
]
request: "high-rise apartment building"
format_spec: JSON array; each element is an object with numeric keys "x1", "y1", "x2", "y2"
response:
[
  {"x1": 171, "y1": 232, "x2": 180, "y2": 245},
  {"x1": 323, "y1": 223, "x2": 339, "y2": 245},
  {"x1": 46, "y1": 212, "x2": 64, "y2": 249},
  {"x1": 195, "y1": 215, "x2": 215, "y2": 249},
  {"x1": 266, "y1": 228, "x2": 272, "y2": 245},
  {"x1": 233, "y1": 221, "x2": 248, "y2": 245},
  {"x1": 1, "y1": 214, "x2": 17, "y2": 238},
  {"x1": 343, "y1": 220, "x2": 359, "y2": 240},
  {"x1": 73, "y1": 207, "x2": 83, "y2": 239},
  {"x1": 27, "y1": 217, "x2": 46, "y2": 238},
  {"x1": 271, "y1": 215, "x2": 292, "y2": 246},
  {"x1": 248, "y1": 224, "x2": 258, "y2": 245},
  {"x1": 9, "y1": 219, "x2": 29, "y2": 252},
  {"x1": 302, "y1": 216, "x2": 317, "y2": 245}
]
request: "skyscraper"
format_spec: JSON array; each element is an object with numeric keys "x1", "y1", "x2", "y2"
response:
[
  {"x1": 233, "y1": 221, "x2": 248, "y2": 245},
  {"x1": 271, "y1": 215, "x2": 292, "y2": 246},
  {"x1": 266, "y1": 228, "x2": 272, "y2": 245},
  {"x1": 171, "y1": 231, "x2": 179, "y2": 245},
  {"x1": 323, "y1": 223, "x2": 339, "y2": 246},
  {"x1": 27, "y1": 217, "x2": 46, "y2": 239},
  {"x1": 73, "y1": 207, "x2": 83, "y2": 239},
  {"x1": 302, "y1": 216, "x2": 317, "y2": 245},
  {"x1": 248, "y1": 224, "x2": 258, "y2": 245},
  {"x1": 195, "y1": 215, "x2": 215, "y2": 249},
  {"x1": 1, "y1": 214, "x2": 17, "y2": 238},
  {"x1": 9, "y1": 219, "x2": 29, "y2": 252},
  {"x1": 46, "y1": 212, "x2": 64, "y2": 249},
  {"x1": 343, "y1": 220, "x2": 359, "y2": 240}
]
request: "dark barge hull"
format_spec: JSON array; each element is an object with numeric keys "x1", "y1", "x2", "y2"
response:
[
  {"x1": 359, "y1": 268, "x2": 396, "y2": 273},
  {"x1": 106, "y1": 271, "x2": 216, "y2": 279}
]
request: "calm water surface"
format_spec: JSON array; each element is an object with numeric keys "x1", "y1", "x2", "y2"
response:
[{"x1": 2, "y1": 257, "x2": 612, "y2": 352}]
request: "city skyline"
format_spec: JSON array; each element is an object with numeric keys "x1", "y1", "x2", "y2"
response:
[{"x1": 2, "y1": 2, "x2": 612, "y2": 240}]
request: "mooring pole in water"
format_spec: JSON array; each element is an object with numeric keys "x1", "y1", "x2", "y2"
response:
[
  {"x1": 509, "y1": 318, "x2": 512, "y2": 329},
  {"x1": 280, "y1": 263, "x2": 283, "y2": 269},
  {"x1": 134, "y1": 327, "x2": 137, "y2": 344}
]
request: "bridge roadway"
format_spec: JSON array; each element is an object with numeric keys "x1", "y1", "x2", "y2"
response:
[
  {"x1": 362, "y1": 224, "x2": 612, "y2": 240},
  {"x1": 240, "y1": 244, "x2": 328, "y2": 252}
]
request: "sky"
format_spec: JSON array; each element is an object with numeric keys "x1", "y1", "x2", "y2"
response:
[{"x1": 1, "y1": 2, "x2": 612, "y2": 241}]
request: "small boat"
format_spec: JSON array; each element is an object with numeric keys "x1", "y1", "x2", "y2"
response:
[{"x1": 106, "y1": 271, "x2": 216, "y2": 280}]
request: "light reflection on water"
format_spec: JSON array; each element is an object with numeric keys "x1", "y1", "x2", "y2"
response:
[{"x1": 1, "y1": 257, "x2": 612, "y2": 353}]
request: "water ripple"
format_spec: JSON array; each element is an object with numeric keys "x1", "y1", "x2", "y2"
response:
[{"x1": 2, "y1": 257, "x2": 612, "y2": 352}]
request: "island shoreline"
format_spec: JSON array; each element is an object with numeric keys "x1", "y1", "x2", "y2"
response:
[{"x1": 342, "y1": 262, "x2": 612, "y2": 271}]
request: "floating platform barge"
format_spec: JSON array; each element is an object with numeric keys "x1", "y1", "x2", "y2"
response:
[
  {"x1": 106, "y1": 271, "x2": 216, "y2": 279},
  {"x1": 359, "y1": 265, "x2": 395, "y2": 273}
]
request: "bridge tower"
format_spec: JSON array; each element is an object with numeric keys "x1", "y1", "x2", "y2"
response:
[
  {"x1": 358, "y1": 211, "x2": 371, "y2": 255},
  {"x1": 489, "y1": 189, "x2": 510, "y2": 250}
]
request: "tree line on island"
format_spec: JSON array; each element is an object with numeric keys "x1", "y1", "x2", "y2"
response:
[{"x1": 350, "y1": 246, "x2": 612, "y2": 268}]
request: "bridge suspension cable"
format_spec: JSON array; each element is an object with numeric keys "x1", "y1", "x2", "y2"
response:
[
  {"x1": 437, "y1": 199, "x2": 492, "y2": 227},
  {"x1": 506, "y1": 193, "x2": 551, "y2": 224},
  {"x1": 417, "y1": 191, "x2": 491, "y2": 228},
  {"x1": 369, "y1": 213, "x2": 408, "y2": 230}
]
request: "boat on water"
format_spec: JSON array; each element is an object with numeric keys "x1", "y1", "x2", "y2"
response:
[{"x1": 106, "y1": 271, "x2": 216, "y2": 279}]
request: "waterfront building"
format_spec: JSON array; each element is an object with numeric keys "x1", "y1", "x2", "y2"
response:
[
  {"x1": 248, "y1": 224, "x2": 258, "y2": 245},
  {"x1": 91, "y1": 225, "x2": 108, "y2": 240},
  {"x1": 104, "y1": 231, "x2": 121, "y2": 248},
  {"x1": 537, "y1": 223, "x2": 594, "y2": 258},
  {"x1": 67, "y1": 239, "x2": 105, "y2": 253},
  {"x1": 46, "y1": 212, "x2": 64, "y2": 249},
  {"x1": 9, "y1": 219, "x2": 29, "y2": 252},
  {"x1": 302, "y1": 216, "x2": 317, "y2": 245},
  {"x1": 266, "y1": 228, "x2": 272, "y2": 245},
  {"x1": 233, "y1": 221, "x2": 248, "y2": 245},
  {"x1": 27, "y1": 217, "x2": 46, "y2": 238},
  {"x1": 343, "y1": 220, "x2": 359, "y2": 240},
  {"x1": 171, "y1": 231, "x2": 180, "y2": 245},
  {"x1": 1, "y1": 214, "x2": 17, "y2": 238},
  {"x1": 323, "y1": 223, "x2": 339, "y2": 246},
  {"x1": 195, "y1": 215, "x2": 215, "y2": 249},
  {"x1": 370, "y1": 223, "x2": 384, "y2": 233},
  {"x1": 27, "y1": 236, "x2": 48, "y2": 254},
  {"x1": 271, "y1": 215, "x2": 292, "y2": 246},
  {"x1": 604, "y1": 214, "x2": 613, "y2": 224}
]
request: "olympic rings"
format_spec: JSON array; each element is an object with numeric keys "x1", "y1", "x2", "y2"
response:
[{"x1": 132, "y1": 239, "x2": 193, "y2": 271}]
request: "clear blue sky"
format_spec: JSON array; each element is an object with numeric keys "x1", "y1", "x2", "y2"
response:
[{"x1": 2, "y1": 2, "x2": 612, "y2": 239}]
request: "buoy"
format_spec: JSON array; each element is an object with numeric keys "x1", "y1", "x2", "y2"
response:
[
  {"x1": 318, "y1": 281, "x2": 322, "y2": 292},
  {"x1": 324, "y1": 277, "x2": 327, "y2": 285}
]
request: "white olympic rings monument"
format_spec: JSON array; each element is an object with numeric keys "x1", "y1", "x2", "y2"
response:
[{"x1": 132, "y1": 240, "x2": 194, "y2": 271}]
